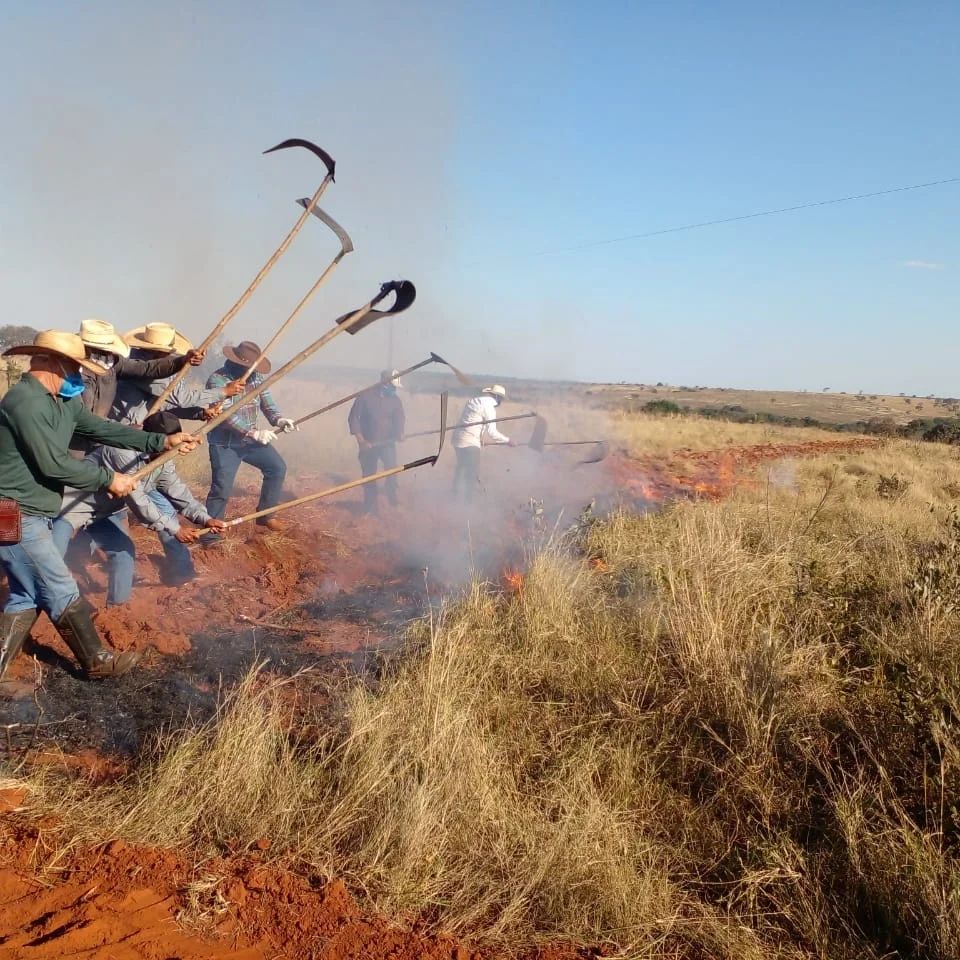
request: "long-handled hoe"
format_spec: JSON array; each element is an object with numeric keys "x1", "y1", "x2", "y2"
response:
[
  {"x1": 232, "y1": 205, "x2": 355, "y2": 386},
  {"x1": 293, "y1": 351, "x2": 470, "y2": 429},
  {"x1": 404, "y1": 411, "x2": 543, "y2": 441},
  {"x1": 127, "y1": 281, "x2": 417, "y2": 483},
  {"x1": 201, "y1": 392, "x2": 449, "y2": 539},
  {"x1": 146, "y1": 138, "x2": 337, "y2": 417}
]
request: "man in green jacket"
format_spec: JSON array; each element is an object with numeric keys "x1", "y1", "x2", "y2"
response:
[{"x1": 0, "y1": 330, "x2": 200, "y2": 690}]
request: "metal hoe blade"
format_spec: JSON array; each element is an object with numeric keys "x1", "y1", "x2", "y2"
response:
[{"x1": 297, "y1": 199, "x2": 354, "y2": 253}]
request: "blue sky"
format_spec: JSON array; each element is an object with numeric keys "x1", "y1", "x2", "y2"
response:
[{"x1": 1, "y1": 1, "x2": 957, "y2": 394}]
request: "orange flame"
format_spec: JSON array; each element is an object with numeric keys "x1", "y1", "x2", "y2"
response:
[{"x1": 503, "y1": 570, "x2": 525, "y2": 594}]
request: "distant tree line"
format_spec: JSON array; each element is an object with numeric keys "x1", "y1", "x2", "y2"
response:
[{"x1": 638, "y1": 398, "x2": 960, "y2": 446}]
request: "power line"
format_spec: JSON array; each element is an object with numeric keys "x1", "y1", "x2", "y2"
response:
[{"x1": 517, "y1": 176, "x2": 960, "y2": 259}]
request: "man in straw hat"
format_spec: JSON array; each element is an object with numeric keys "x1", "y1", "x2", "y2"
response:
[
  {"x1": 72, "y1": 320, "x2": 201, "y2": 452},
  {"x1": 0, "y1": 331, "x2": 200, "y2": 689},
  {"x1": 54, "y1": 411, "x2": 227, "y2": 598},
  {"x1": 348, "y1": 369, "x2": 405, "y2": 514},
  {"x1": 451, "y1": 384, "x2": 515, "y2": 503},
  {"x1": 112, "y1": 322, "x2": 244, "y2": 426},
  {"x1": 203, "y1": 341, "x2": 297, "y2": 537}
]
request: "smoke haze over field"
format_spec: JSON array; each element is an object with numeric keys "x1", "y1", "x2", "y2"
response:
[{"x1": 2, "y1": 2, "x2": 959, "y2": 395}]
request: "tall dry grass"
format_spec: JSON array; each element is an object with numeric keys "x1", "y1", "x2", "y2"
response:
[{"x1": 15, "y1": 436, "x2": 960, "y2": 957}]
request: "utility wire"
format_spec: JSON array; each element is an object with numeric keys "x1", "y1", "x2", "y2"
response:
[{"x1": 517, "y1": 176, "x2": 960, "y2": 259}]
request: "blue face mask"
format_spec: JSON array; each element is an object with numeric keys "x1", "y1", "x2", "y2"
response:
[{"x1": 58, "y1": 372, "x2": 86, "y2": 399}]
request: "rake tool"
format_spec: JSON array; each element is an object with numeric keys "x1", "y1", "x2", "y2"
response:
[
  {"x1": 293, "y1": 351, "x2": 469, "y2": 428},
  {"x1": 202, "y1": 392, "x2": 448, "y2": 536},
  {"x1": 234, "y1": 205, "x2": 354, "y2": 385},
  {"x1": 127, "y1": 281, "x2": 417, "y2": 482},
  {"x1": 146, "y1": 138, "x2": 336, "y2": 417}
]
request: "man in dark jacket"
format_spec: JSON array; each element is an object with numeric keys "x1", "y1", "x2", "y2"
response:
[
  {"x1": 348, "y1": 369, "x2": 405, "y2": 513},
  {"x1": 72, "y1": 320, "x2": 198, "y2": 454},
  {"x1": 0, "y1": 331, "x2": 200, "y2": 690}
]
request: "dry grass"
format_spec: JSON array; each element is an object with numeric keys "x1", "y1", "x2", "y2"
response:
[{"x1": 11, "y1": 431, "x2": 960, "y2": 957}]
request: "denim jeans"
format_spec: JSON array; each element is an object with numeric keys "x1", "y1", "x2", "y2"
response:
[
  {"x1": 358, "y1": 443, "x2": 398, "y2": 508},
  {"x1": 1, "y1": 514, "x2": 81, "y2": 620},
  {"x1": 53, "y1": 512, "x2": 135, "y2": 606},
  {"x1": 146, "y1": 490, "x2": 195, "y2": 580},
  {"x1": 206, "y1": 441, "x2": 286, "y2": 522}
]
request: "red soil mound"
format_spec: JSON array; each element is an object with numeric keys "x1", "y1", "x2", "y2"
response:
[{"x1": 0, "y1": 805, "x2": 596, "y2": 960}]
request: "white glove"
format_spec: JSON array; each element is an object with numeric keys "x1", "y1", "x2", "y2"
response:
[
  {"x1": 277, "y1": 418, "x2": 297, "y2": 434},
  {"x1": 249, "y1": 429, "x2": 277, "y2": 445}
]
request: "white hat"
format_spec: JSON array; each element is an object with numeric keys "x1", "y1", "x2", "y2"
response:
[
  {"x1": 123, "y1": 322, "x2": 193, "y2": 355},
  {"x1": 79, "y1": 319, "x2": 131, "y2": 358},
  {"x1": 380, "y1": 368, "x2": 402, "y2": 387},
  {"x1": 3, "y1": 330, "x2": 108, "y2": 376},
  {"x1": 482, "y1": 384, "x2": 507, "y2": 400}
]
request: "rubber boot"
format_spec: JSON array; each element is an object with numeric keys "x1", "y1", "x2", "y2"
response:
[
  {"x1": 54, "y1": 597, "x2": 142, "y2": 679},
  {"x1": 0, "y1": 609, "x2": 38, "y2": 680}
]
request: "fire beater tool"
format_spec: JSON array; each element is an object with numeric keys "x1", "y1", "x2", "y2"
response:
[
  {"x1": 404, "y1": 411, "x2": 543, "y2": 441},
  {"x1": 233, "y1": 205, "x2": 355, "y2": 386},
  {"x1": 201, "y1": 391, "x2": 448, "y2": 536},
  {"x1": 293, "y1": 351, "x2": 469, "y2": 428},
  {"x1": 146, "y1": 138, "x2": 336, "y2": 417},
  {"x1": 126, "y1": 281, "x2": 417, "y2": 482}
]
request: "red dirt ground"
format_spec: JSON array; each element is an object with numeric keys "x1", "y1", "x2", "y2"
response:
[
  {"x1": 0, "y1": 436, "x2": 883, "y2": 958},
  {"x1": 0, "y1": 801, "x2": 598, "y2": 960}
]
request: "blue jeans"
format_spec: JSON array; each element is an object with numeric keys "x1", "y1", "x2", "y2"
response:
[
  {"x1": 206, "y1": 441, "x2": 286, "y2": 522},
  {"x1": 147, "y1": 490, "x2": 195, "y2": 580},
  {"x1": 1, "y1": 514, "x2": 81, "y2": 620},
  {"x1": 358, "y1": 443, "x2": 398, "y2": 508},
  {"x1": 53, "y1": 512, "x2": 135, "y2": 606}
]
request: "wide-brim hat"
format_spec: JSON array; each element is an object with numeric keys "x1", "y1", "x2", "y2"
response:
[
  {"x1": 123, "y1": 322, "x2": 193, "y2": 355},
  {"x1": 3, "y1": 330, "x2": 108, "y2": 376},
  {"x1": 482, "y1": 384, "x2": 507, "y2": 400},
  {"x1": 79, "y1": 318, "x2": 131, "y2": 358},
  {"x1": 223, "y1": 340, "x2": 271, "y2": 374}
]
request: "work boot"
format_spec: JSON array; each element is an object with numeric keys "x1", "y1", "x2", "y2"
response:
[
  {"x1": 257, "y1": 517, "x2": 286, "y2": 533},
  {"x1": 54, "y1": 597, "x2": 142, "y2": 679},
  {"x1": 0, "y1": 609, "x2": 39, "y2": 691}
]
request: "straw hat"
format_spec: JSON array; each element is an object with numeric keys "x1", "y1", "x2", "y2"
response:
[
  {"x1": 223, "y1": 340, "x2": 271, "y2": 374},
  {"x1": 3, "y1": 330, "x2": 108, "y2": 376},
  {"x1": 78, "y1": 319, "x2": 130, "y2": 358},
  {"x1": 123, "y1": 322, "x2": 193, "y2": 355},
  {"x1": 482, "y1": 384, "x2": 507, "y2": 400}
]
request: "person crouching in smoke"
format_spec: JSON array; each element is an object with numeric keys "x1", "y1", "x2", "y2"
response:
[
  {"x1": 451, "y1": 384, "x2": 514, "y2": 503},
  {"x1": 348, "y1": 369, "x2": 405, "y2": 514},
  {"x1": 53, "y1": 411, "x2": 227, "y2": 602}
]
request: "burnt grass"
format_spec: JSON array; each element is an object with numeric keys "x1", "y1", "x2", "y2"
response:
[{"x1": 0, "y1": 567, "x2": 431, "y2": 761}]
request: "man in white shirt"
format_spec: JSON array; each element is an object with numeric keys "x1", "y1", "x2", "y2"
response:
[{"x1": 451, "y1": 384, "x2": 514, "y2": 501}]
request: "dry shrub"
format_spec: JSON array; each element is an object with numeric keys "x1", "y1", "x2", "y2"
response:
[{"x1": 19, "y1": 436, "x2": 960, "y2": 957}]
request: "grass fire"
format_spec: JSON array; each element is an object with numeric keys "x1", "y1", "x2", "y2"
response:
[{"x1": 2, "y1": 6, "x2": 959, "y2": 959}]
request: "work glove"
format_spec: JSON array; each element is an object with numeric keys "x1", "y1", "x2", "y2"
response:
[
  {"x1": 249, "y1": 429, "x2": 277, "y2": 445},
  {"x1": 277, "y1": 418, "x2": 297, "y2": 433}
]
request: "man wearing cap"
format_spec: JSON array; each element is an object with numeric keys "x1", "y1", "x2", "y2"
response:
[
  {"x1": 451, "y1": 385, "x2": 514, "y2": 502},
  {"x1": 112, "y1": 323, "x2": 244, "y2": 426},
  {"x1": 204, "y1": 342, "x2": 296, "y2": 535},
  {"x1": 348, "y1": 369, "x2": 405, "y2": 514},
  {"x1": 0, "y1": 331, "x2": 200, "y2": 687},
  {"x1": 54, "y1": 411, "x2": 227, "y2": 598}
]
